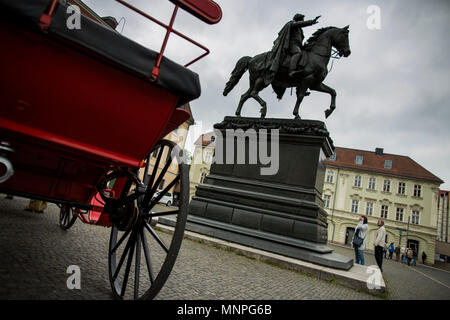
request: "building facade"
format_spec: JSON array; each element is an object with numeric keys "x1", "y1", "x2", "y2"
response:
[
  {"x1": 323, "y1": 147, "x2": 443, "y2": 262},
  {"x1": 189, "y1": 131, "x2": 215, "y2": 199},
  {"x1": 437, "y1": 190, "x2": 449, "y2": 243},
  {"x1": 435, "y1": 190, "x2": 450, "y2": 262}
]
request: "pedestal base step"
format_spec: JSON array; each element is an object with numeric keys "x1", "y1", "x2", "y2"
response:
[{"x1": 159, "y1": 215, "x2": 353, "y2": 270}]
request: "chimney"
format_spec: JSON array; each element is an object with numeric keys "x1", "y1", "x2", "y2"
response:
[{"x1": 375, "y1": 148, "x2": 384, "y2": 156}]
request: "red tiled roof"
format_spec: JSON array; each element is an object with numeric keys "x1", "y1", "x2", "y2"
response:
[
  {"x1": 194, "y1": 131, "x2": 216, "y2": 147},
  {"x1": 326, "y1": 147, "x2": 443, "y2": 184}
]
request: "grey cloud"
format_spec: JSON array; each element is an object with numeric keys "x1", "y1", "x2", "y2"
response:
[{"x1": 84, "y1": 0, "x2": 450, "y2": 188}]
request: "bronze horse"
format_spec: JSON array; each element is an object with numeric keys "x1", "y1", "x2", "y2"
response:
[{"x1": 223, "y1": 26, "x2": 351, "y2": 119}]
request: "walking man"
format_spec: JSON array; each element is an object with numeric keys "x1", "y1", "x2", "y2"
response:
[
  {"x1": 374, "y1": 219, "x2": 386, "y2": 272},
  {"x1": 388, "y1": 242, "x2": 394, "y2": 260},
  {"x1": 400, "y1": 246, "x2": 406, "y2": 264},
  {"x1": 395, "y1": 245, "x2": 400, "y2": 262},
  {"x1": 407, "y1": 248, "x2": 413, "y2": 266}
]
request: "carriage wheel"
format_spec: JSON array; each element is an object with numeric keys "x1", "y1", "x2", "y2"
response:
[
  {"x1": 108, "y1": 140, "x2": 188, "y2": 300},
  {"x1": 59, "y1": 206, "x2": 77, "y2": 230}
]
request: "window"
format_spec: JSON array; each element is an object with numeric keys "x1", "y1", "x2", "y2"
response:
[
  {"x1": 351, "y1": 200, "x2": 359, "y2": 213},
  {"x1": 398, "y1": 182, "x2": 406, "y2": 195},
  {"x1": 383, "y1": 180, "x2": 391, "y2": 192},
  {"x1": 354, "y1": 175, "x2": 361, "y2": 188},
  {"x1": 412, "y1": 210, "x2": 420, "y2": 225},
  {"x1": 384, "y1": 159, "x2": 392, "y2": 169},
  {"x1": 204, "y1": 152, "x2": 212, "y2": 163},
  {"x1": 368, "y1": 177, "x2": 376, "y2": 190},
  {"x1": 381, "y1": 205, "x2": 388, "y2": 219},
  {"x1": 413, "y1": 184, "x2": 422, "y2": 197},
  {"x1": 326, "y1": 171, "x2": 334, "y2": 183},
  {"x1": 210, "y1": 136, "x2": 216, "y2": 142},
  {"x1": 396, "y1": 208, "x2": 404, "y2": 221},
  {"x1": 366, "y1": 202, "x2": 373, "y2": 216},
  {"x1": 152, "y1": 149, "x2": 159, "y2": 158},
  {"x1": 323, "y1": 195, "x2": 331, "y2": 208},
  {"x1": 355, "y1": 155, "x2": 363, "y2": 165},
  {"x1": 329, "y1": 152, "x2": 336, "y2": 161}
]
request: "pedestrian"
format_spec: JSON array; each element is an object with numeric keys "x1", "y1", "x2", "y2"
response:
[
  {"x1": 413, "y1": 249, "x2": 417, "y2": 266},
  {"x1": 352, "y1": 215, "x2": 369, "y2": 265},
  {"x1": 400, "y1": 246, "x2": 406, "y2": 264},
  {"x1": 383, "y1": 245, "x2": 387, "y2": 258},
  {"x1": 388, "y1": 242, "x2": 394, "y2": 259},
  {"x1": 374, "y1": 219, "x2": 386, "y2": 272},
  {"x1": 395, "y1": 245, "x2": 400, "y2": 261},
  {"x1": 422, "y1": 251, "x2": 427, "y2": 264},
  {"x1": 407, "y1": 247, "x2": 413, "y2": 266}
]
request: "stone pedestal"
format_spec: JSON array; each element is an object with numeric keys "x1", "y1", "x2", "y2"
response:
[{"x1": 185, "y1": 117, "x2": 353, "y2": 270}]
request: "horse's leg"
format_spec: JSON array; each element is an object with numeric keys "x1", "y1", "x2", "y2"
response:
[
  {"x1": 250, "y1": 77, "x2": 268, "y2": 118},
  {"x1": 235, "y1": 87, "x2": 252, "y2": 117},
  {"x1": 293, "y1": 80, "x2": 311, "y2": 120},
  {"x1": 309, "y1": 82, "x2": 336, "y2": 118}
]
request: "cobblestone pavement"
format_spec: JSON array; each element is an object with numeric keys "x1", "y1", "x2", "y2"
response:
[
  {"x1": 0, "y1": 196, "x2": 378, "y2": 300},
  {"x1": 328, "y1": 244, "x2": 450, "y2": 300}
]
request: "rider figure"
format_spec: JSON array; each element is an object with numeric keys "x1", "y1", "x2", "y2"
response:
[{"x1": 284, "y1": 14, "x2": 320, "y2": 77}]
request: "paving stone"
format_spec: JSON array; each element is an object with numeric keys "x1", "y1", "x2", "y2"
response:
[{"x1": 0, "y1": 196, "x2": 381, "y2": 300}]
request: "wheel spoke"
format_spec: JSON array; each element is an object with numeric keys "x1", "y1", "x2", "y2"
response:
[
  {"x1": 141, "y1": 230, "x2": 155, "y2": 284},
  {"x1": 113, "y1": 228, "x2": 135, "y2": 281},
  {"x1": 134, "y1": 231, "x2": 142, "y2": 300},
  {"x1": 145, "y1": 145, "x2": 174, "y2": 204},
  {"x1": 147, "y1": 146, "x2": 164, "y2": 194},
  {"x1": 144, "y1": 223, "x2": 169, "y2": 253},
  {"x1": 111, "y1": 227, "x2": 132, "y2": 254},
  {"x1": 120, "y1": 232, "x2": 136, "y2": 298}
]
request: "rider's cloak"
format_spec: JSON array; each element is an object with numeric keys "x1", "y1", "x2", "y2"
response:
[{"x1": 263, "y1": 20, "x2": 293, "y2": 85}]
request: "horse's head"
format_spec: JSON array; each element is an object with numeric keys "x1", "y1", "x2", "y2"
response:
[{"x1": 332, "y1": 26, "x2": 351, "y2": 57}]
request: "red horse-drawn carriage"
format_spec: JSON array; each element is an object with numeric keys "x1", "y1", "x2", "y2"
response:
[{"x1": 0, "y1": 0, "x2": 221, "y2": 299}]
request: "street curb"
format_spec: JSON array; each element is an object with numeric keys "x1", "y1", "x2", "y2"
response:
[{"x1": 157, "y1": 224, "x2": 386, "y2": 296}]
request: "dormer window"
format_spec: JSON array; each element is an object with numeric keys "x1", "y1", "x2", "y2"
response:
[
  {"x1": 211, "y1": 136, "x2": 216, "y2": 142},
  {"x1": 384, "y1": 159, "x2": 392, "y2": 169},
  {"x1": 355, "y1": 155, "x2": 363, "y2": 165}
]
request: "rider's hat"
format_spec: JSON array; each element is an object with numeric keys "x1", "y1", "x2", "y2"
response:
[{"x1": 293, "y1": 14, "x2": 305, "y2": 21}]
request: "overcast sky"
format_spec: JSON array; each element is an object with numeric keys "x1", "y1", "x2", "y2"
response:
[{"x1": 85, "y1": 0, "x2": 450, "y2": 189}]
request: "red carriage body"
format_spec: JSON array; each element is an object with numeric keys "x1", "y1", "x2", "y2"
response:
[{"x1": 0, "y1": 0, "x2": 220, "y2": 212}]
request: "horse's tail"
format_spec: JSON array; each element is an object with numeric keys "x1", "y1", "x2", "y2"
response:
[{"x1": 223, "y1": 56, "x2": 251, "y2": 96}]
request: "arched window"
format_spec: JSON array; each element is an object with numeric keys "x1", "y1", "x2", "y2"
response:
[{"x1": 200, "y1": 172, "x2": 207, "y2": 184}]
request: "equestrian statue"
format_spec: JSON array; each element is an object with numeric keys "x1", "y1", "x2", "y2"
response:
[{"x1": 223, "y1": 14, "x2": 351, "y2": 119}]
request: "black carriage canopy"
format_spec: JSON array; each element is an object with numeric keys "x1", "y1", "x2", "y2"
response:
[{"x1": 0, "y1": 0, "x2": 201, "y2": 107}]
